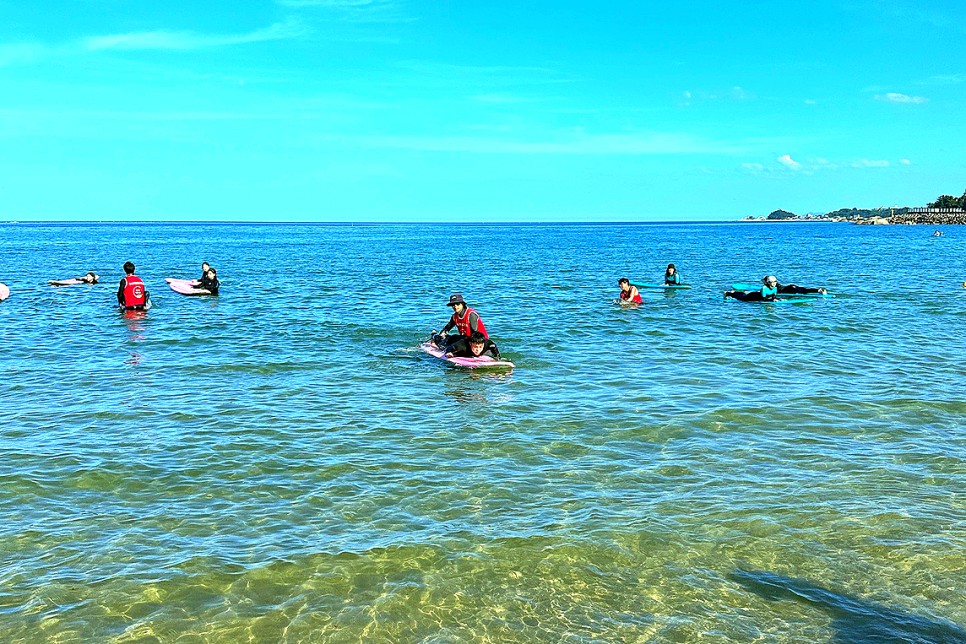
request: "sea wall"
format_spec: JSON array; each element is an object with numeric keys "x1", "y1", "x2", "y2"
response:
[{"x1": 890, "y1": 209, "x2": 966, "y2": 225}]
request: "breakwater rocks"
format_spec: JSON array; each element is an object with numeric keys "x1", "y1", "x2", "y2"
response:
[{"x1": 889, "y1": 209, "x2": 966, "y2": 225}]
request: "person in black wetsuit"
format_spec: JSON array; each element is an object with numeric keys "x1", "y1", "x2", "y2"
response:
[
  {"x1": 198, "y1": 262, "x2": 210, "y2": 282},
  {"x1": 445, "y1": 331, "x2": 500, "y2": 359},
  {"x1": 194, "y1": 267, "x2": 220, "y2": 295},
  {"x1": 724, "y1": 275, "x2": 780, "y2": 301},
  {"x1": 78, "y1": 271, "x2": 99, "y2": 284},
  {"x1": 776, "y1": 280, "x2": 827, "y2": 295}
]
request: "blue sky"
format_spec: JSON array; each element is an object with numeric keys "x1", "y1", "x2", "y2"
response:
[{"x1": 1, "y1": 0, "x2": 963, "y2": 221}]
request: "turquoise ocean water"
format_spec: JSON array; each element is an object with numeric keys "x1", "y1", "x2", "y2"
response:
[{"x1": 1, "y1": 221, "x2": 965, "y2": 642}]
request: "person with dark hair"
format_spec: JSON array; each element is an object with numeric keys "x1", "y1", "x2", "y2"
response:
[
  {"x1": 49, "y1": 271, "x2": 99, "y2": 286},
  {"x1": 617, "y1": 277, "x2": 642, "y2": 305},
  {"x1": 724, "y1": 275, "x2": 779, "y2": 302},
  {"x1": 664, "y1": 263, "x2": 681, "y2": 285},
  {"x1": 433, "y1": 293, "x2": 489, "y2": 349},
  {"x1": 117, "y1": 261, "x2": 149, "y2": 310},
  {"x1": 445, "y1": 331, "x2": 500, "y2": 360},
  {"x1": 194, "y1": 267, "x2": 220, "y2": 295},
  {"x1": 198, "y1": 262, "x2": 210, "y2": 283}
]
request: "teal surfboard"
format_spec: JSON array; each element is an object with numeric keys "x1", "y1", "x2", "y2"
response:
[{"x1": 631, "y1": 282, "x2": 692, "y2": 290}]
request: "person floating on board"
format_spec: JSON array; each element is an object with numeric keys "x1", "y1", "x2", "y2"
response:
[
  {"x1": 194, "y1": 266, "x2": 220, "y2": 295},
  {"x1": 664, "y1": 263, "x2": 681, "y2": 285},
  {"x1": 775, "y1": 279, "x2": 827, "y2": 296},
  {"x1": 117, "y1": 261, "x2": 149, "y2": 310},
  {"x1": 445, "y1": 331, "x2": 501, "y2": 360},
  {"x1": 724, "y1": 275, "x2": 779, "y2": 302},
  {"x1": 433, "y1": 293, "x2": 488, "y2": 350},
  {"x1": 616, "y1": 277, "x2": 642, "y2": 305},
  {"x1": 49, "y1": 271, "x2": 99, "y2": 286}
]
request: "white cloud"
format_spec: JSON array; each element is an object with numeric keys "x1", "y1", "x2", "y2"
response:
[
  {"x1": 875, "y1": 92, "x2": 928, "y2": 104},
  {"x1": 900, "y1": 158, "x2": 912, "y2": 165},
  {"x1": 83, "y1": 20, "x2": 305, "y2": 51},
  {"x1": 851, "y1": 159, "x2": 891, "y2": 168},
  {"x1": 777, "y1": 154, "x2": 801, "y2": 170},
  {"x1": 925, "y1": 74, "x2": 965, "y2": 85}
]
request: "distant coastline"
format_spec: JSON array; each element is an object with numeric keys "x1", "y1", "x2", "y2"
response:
[{"x1": 743, "y1": 205, "x2": 966, "y2": 225}]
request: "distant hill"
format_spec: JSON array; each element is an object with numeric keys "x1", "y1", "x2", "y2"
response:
[{"x1": 766, "y1": 209, "x2": 797, "y2": 220}]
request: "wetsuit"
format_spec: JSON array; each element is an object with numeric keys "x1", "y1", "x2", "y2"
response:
[
  {"x1": 117, "y1": 275, "x2": 148, "y2": 310},
  {"x1": 446, "y1": 336, "x2": 501, "y2": 359},
  {"x1": 664, "y1": 272, "x2": 681, "y2": 285},
  {"x1": 198, "y1": 274, "x2": 220, "y2": 295},
  {"x1": 777, "y1": 283, "x2": 823, "y2": 295},
  {"x1": 726, "y1": 285, "x2": 778, "y2": 302}
]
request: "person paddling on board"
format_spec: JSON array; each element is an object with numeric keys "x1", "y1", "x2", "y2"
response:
[
  {"x1": 664, "y1": 263, "x2": 681, "y2": 285},
  {"x1": 445, "y1": 331, "x2": 501, "y2": 360},
  {"x1": 616, "y1": 278, "x2": 642, "y2": 305},
  {"x1": 724, "y1": 275, "x2": 779, "y2": 302},
  {"x1": 775, "y1": 279, "x2": 827, "y2": 296},
  {"x1": 193, "y1": 266, "x2": 220, "y2": 295},
  {"x1": 117, "y1": 261, "x2": 149, "y2": 310},
  {"x1": 433, "y1": 293, "x2": 488, "y2": 350},
  {"x1": 78, "y1": 271, "x2": 99, "y2": 284}
]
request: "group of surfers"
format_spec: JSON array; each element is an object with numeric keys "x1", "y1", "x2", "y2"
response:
[
  {"x1": 39, "y1": 261, "x2": 221, "y2": 311},
  {"x1": 617, "y1": 263, "x2": 827, "y2": 304}
]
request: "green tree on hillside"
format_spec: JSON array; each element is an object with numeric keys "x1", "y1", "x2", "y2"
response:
[{"x1": 928, "y1": 190, "x2": 966, "y2": 209}]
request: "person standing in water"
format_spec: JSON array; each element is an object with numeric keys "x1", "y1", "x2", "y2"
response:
[
  {"x1": 664, "y1": 263, "x2": 681, "y2": 285},
  {"x1": 117, "y1": 261, "x2": 149, "y2": 310},
  {"x1": 194, "y1": 266, "x2": 220, "y2": 295},
  {"x1": 617, "y1": 278, "x2": 642, "y2": 305},
  {"x1": 434, "y1": 293, "x2": 489, "y2": 349}
]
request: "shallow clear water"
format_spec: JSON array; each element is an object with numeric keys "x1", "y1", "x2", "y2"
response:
[{"x1": 1, "y1": 221, "x2": 964, "y2": 642}]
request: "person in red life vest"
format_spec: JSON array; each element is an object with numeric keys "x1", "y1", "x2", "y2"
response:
[
  {"x1": 617, "y1": 277, "x2": 642, "y2": 305},
  {"x1": 433, "y1": 293, "x2": 488, "y2": 350},
  {"x1": 116, "y1": 261, "x2": 149, "y2": 310}
]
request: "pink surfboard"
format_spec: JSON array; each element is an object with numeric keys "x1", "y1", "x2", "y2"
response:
[
  {"x1": 167, "y1": 278, "x2": 211, "y2": 296},
  {"x1": 420, "y1": 341, "x2": 515, "y2": 370},
  {"x1": 0, "y1": 283, "x2": 9, "y2": 301}
]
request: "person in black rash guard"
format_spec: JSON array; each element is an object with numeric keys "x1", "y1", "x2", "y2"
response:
[
  {"x1": 445, "y1": 331, "x2": 500, "y2": 359},
  {"x1": 198, "y1": 262, "x2": 210, "y2": 282},
  {"x1": 724, "y1": 275, "x2": 780, "y2": 301},
  {"x1": 78, "y1": 271, "x2": 99, "y2": 284},
  {"x1": 194, "y1": 267, "x2": 220, "y2": 295}
]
